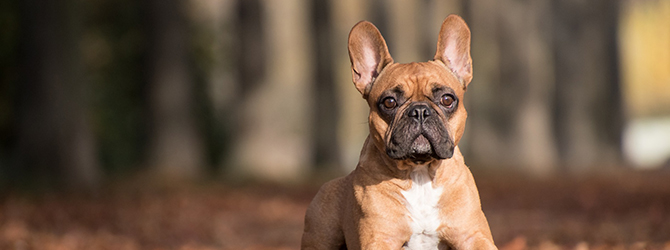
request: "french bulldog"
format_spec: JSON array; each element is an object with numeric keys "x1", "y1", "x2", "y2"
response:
[{"x1": 301, "y1": 15, "x2": 497, "y2": 250}]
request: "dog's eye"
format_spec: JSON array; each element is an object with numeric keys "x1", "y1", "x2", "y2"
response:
[
  {"x1": 382, "y1": 97, "x2": 397, "y2": 109},
  {"x1": 440, "y1": 94, "x2": 456, "y2": 109}
]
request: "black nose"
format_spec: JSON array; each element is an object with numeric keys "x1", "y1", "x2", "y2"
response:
[{"x1": 407, "y1": 103, "x2": 432, "y2": 122}]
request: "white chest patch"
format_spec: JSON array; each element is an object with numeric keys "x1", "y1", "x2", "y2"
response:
[{"x1": 401, "y1": 166, "x2": 444, "y2": 250}]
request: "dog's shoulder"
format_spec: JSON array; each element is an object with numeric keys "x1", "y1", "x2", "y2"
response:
[
  {"x1": 302, "y1": 174, "x2": 354, "y2": 249},
  {"x1": 306, "y1": 173, "x2": 354, "y2": 217}
]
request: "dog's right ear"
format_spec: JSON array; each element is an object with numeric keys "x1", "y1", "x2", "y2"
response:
[
  {"x1": 434, "y1": 15, "x2": 472, "y2": 88},
  {"x1": 348, "y1": 21, "x2": 394, "y2": 98}
]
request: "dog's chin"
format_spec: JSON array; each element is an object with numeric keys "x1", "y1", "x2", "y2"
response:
[{"x1": 407, "y1": 135, "x2": 434, "y2": 164}]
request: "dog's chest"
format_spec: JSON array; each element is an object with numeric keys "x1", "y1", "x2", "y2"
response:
[{"x1": 401, "y1": 166, "x2": 444, "y2": 250}]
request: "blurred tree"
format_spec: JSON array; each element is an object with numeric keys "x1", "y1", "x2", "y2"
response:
[
  {"x1": 311, "y1": 0, "x2": 341, "y2": 172},
  {"x1": 228, "y1": 0, "x2": 265, "y2": 177},
  {"x1": 82, "y1": 0, "x2": 147, "y2": 175},
  {"x1": 145, "y1": 0, "x2": 204, "y2": 180},
  {"x1": 465, "y1": 0, "x2": 558, "y2": 174},
  {"x1": 551, "y1": 0, "x2": 623, "y2": 171},
  {"x1": 331, "y1": 0, "x2": 370, "y2": 171},
  {"x1": 186, "y1": 0, "x2": 236, "y2": 172},
  {"x1": 231, "y1": 0, "x2": 313, "y2": 181},
  {"x1": 0, "y1": 0, "x2": 19, "y2": 170},
  {"x1": 234, "y1": 0, "x2": 265, "y2": 98},
  {"x1": 14, "y1": 0, "x2": 100, "y2": 188},
  {"x1": 0, "y1": 0, "x2": 631, "y2": 185},
  {"x1": 464, "y1": 0, "x2": 623, "y2": 174}
]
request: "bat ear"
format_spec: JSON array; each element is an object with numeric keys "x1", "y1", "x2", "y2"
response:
[
  {"x1": 434, "y1": 15, "x2": 473, "y2": 88},
  {"x1": 348, "y1": 21, "x2": 394, "y2": 98}
]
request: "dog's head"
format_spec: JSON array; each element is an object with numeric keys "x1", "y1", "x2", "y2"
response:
[{"x1": 348, "y1": 15, "x2": 472, "y2": 165}]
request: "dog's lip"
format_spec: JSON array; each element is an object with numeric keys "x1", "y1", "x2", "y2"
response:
[
  {"x1": 407, "y1": 134, "x2": 436, "y2": 163},
  {"x1": 387, "y1": 132, "x2": 442, "y2": 160},
  {"x1": 410, "y1": 134, "x2": 432, "y2": 153}
]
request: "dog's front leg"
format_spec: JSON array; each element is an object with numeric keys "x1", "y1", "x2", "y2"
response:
[
  {"x1": 451, "y1": 231, "x2": 497, "y2": 250},
  {"x1": 302, "y1": 178, "x2": 349, "y2": 250},
  {"x1": 349, "y1": 180, "x2": 412, "y2": 250},
  {"x1": 355, "y1": 217, "x2": 409, "y2": 250}
]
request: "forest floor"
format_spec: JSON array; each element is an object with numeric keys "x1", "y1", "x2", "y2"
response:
[{"x1": 1, "y1": 169, "x2": 670, "y2": 250}]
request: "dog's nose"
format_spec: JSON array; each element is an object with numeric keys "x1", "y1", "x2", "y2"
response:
[{"x1": 408, "y1": 104, "x2": 431, "y2": 122}]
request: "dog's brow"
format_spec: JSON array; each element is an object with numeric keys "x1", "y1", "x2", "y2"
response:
[
  {"x1": 378, "y1": 85, "x2": 404, "y2": 102},
  {"x1": 392, "y1": 85, "x2": 404, "y2": 94},
  {"x1": 431, "y1": 85, "x2": 451, "y2": 94}
]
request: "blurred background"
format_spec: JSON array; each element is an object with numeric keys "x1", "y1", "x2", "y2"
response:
[{"x1": 1, "y1": 0, "x2": 670, "y2": 249}]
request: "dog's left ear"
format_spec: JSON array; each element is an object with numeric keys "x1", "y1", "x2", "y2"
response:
[
  {"x1": 434, "y1": 15, "x2": 473, "y2": 88},
  {"x1": 348, "y1": 21, "x2": 394, "y2": 98}
]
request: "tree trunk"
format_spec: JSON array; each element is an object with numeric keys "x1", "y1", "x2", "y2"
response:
[
  {"x1": 465, "y1": 0, "x2": 558, "y2": 175},
  {"x1": 331, "y1": 0, "x2": 371, "y2": 171},
  {"x1": 231, "y1": 0, "x2": 313, "y2": 181},
  {"x1": 185, "y1": 0, "x2": 236, "y2": 172},
  {"x1": 145, "y1": 0, "x2": 204, "y2": 180},
  {"x1": 15, "y1": 0, "x2": 100, "y2": 189},
  {"x1": 551, "y1": 0, "x2": 623, "y2": 172},
  {"x1": 465, "y1": 0, "x2": 623, "y2": 174},
  {"x1": 311, "y1": 0, "x2": 341, "y2": 172}
]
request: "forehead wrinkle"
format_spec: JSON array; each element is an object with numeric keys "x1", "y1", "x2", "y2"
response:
[
  {"x1": 387, "y1": 62, "x2": 448, "y2": 100},
  {"x1": 400, "y1": 64, "x2": 432, "y2": 100},
  {"x1": 419, "y1": 73, "x2": 439, "y2": 100}
]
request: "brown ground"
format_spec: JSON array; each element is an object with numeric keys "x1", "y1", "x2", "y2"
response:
[{"x1": 1, "y1": 170, "x2": 670, "y2": 250}]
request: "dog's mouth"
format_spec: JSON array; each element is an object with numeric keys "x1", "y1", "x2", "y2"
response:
[{"x1": 387, "y1": 131, "x2": 453, "y2": 164}]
